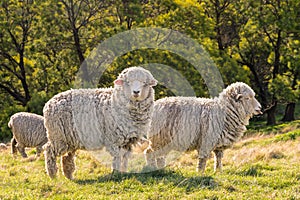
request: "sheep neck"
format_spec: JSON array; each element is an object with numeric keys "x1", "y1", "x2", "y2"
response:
[
  {"x1": 217, "y1": 97, "x2": 248, "y2": 148},
  {"x1": 111, "y1": 88, "x2": 154, "y2": 147}
]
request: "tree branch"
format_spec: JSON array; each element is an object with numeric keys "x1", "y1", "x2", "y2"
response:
[
  {"x1": 0, "y1": 83, "x2": 26, "y2": 105},
  {"x1": 0, "y1": 63, "x2": 22, "y2": 80}
]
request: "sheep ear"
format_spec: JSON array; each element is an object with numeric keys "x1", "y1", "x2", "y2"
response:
[
  {"x1": 150, "y1": 79, "x2": 157, "y2": 86},
  {"x1": 114, "y1": 79, "x2": 123, "y2": 86},
  {"x1": 235, "y1": 94, "x2": 243, "y2": 101}
]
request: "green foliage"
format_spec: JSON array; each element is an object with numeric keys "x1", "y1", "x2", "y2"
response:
[
  {"x1": 1, "y1": 0, "x2": 300, "y2": 140},
  {"x1": 269, "y1": 74, "x2": 300, "y2": 103},
  {"x1": 26, "y1": 91, "x2": 50, "y2": 115},
  {"x1": 214, "y1": 52, "x2": 250, "y2": 86},
  {"x1": 272, "y1": 129, "x2": 300, "y2": 142},
  {"x1": 0, "y1": 95, "x2": 25, "y2": 141},
  {"x1": 247, "y1": 119, "x2": 300, "y2": 135},
  {"x1": 103, "y1": 49, "x2": 208, "y2": 98}
]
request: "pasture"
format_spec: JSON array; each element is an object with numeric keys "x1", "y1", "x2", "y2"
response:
[{"x1": 0, "y1": 120, "x2": 299, "y2": 199}]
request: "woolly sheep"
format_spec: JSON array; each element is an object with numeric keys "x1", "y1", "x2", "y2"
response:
[
  {"x1": 145, "y1": 82, "x2": 262, "y2": 172},
  {"x1": 8, "y1": 112, "x2": 47, "y2": 158},
  {"x1": 0, "y1": 143, "x2": 8, "y2": 150},
  {"x1": 43, "y1": 67, "x2": 157, "y2": 179}
]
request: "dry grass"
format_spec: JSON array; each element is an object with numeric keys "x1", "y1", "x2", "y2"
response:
[{"x1": 225, "y1": 136, "x2": 300, "y2": 167}]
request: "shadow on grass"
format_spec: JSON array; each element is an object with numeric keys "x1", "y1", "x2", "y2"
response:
[{"x1": 74, "y1": 169, "x2": 217, "y2": 191}]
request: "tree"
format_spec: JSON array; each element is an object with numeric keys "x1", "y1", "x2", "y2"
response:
[
  {"x1": 0, "y1": 0, "x2": 37, "y2": 107},
  {"x1": 233, "y1": 0, "x2": 300, "y2": 125},
  {"x1": 50, "y1": 0, "x2": 110, "y2": 81},
  {"x1": 199, "y1": 0, "x2": 251, "y2": 86}
]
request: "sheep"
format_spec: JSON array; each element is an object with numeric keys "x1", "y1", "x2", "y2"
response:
[
  {"x1": 0, "y1": 143, "x2": 8, "y2": 150},
  {"x1": 43, "y1": 66, "x2": 157, "y2": 179},
  {"x1": 145, "y1": 82, "x2": 262, "y2": 173},
  {"x1": 8, "y1": 112, "x2": 47, "y2": 158}
]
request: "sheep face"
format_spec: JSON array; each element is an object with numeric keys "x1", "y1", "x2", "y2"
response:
[
  {"x1": 114, "y1": 67, "x2": 157, "y2": 101},
  {"x1": 239, "y1": 92, "x2": 262, "y2": 117},
  {"x1": 231, "y1": 83, "x2": 262, "y2": 122}
]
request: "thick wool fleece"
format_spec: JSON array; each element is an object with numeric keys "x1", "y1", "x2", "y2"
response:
[
  {"x1": 146, "y1": 82, "x2": 262, "y2": 172},
  {"x1": 43, "y1": 67, "x2": 157, "y2": 179},
  {"x1": 9, "y1": 112, "x2": 47, "y2": 158}
]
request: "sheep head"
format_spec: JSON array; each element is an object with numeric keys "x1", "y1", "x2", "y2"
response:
[
  {"x1": 114, "y1": 67, "x2": 157, "y2": 101},
  {"x1": 221, "y1": 82, "x2": 262, "y2": 124}
]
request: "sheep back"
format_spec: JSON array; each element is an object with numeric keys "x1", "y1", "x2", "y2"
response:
[
  {"x1": 43, "y1": 88, "x2": 115, "y2": 151},
  {"x1": 8, "y1": 112, "x2": 47, "y2": 147},
  {"x1": 148, "y1": 97, "x2": 225, "y2": 155}
]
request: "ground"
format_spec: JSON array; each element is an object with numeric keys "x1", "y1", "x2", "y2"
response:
[{"x1": 0, "y1": 120, "x2": 299, "y2": 199}]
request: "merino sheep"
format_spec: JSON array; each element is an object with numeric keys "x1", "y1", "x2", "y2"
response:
[
  {"x1": 145, "y1": 82, "x2": 262, "y2": 172},
  {"x1": 8, "y1": 112, "x2": 47, "y2": 158},
  {"x1": 43, "y1": 67, "x2": 157, "y2": 179}
]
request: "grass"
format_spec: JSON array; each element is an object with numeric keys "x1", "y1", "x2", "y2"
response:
[{"x1": 1, "y1": 120, "x2": 300, "y2": 199}]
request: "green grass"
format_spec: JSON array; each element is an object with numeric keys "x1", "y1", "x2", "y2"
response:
[
  {"x1": 246, "y1": 119, "x2": 300, "y2": 136},
  {"x1": 1, "y1": 121, "x2": 300, "y2": 199}
]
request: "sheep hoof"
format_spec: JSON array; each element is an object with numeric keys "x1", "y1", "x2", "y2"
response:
[
  {"x1": 142, "y1": 165, "x2": 158, "y2": 172},
  {"x1": 64, "y1": 173, "x2": 74, "y2": 180},
  {"x1": 46, "y1": 164, "x2": 58, "y2": 179},
  {"x1": 112, "y1": 169, "x2": 123, "y2": 174},
  {"x1": 196, "y1": 166, "x2": 205, "y2": 174},
  {"x1": 47, "y1": 171, "x2": 57, "y2": 179},
  {"x1": 21, "y1": 154, "x2": 28, "y2": 158}
]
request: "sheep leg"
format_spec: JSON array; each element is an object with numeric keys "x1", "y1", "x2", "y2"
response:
[
  {"x1": 145, "y1": 148, "x2": 157, "y2": 169},
  {"x1": 156, "y1": 156, "x2": 166, "y2": 169},
  {"x1": 16, "y1": 144, "x2": 27, "y2": 158},
  {"x1": 213, "y1": 149, "x2": 223, "y2": 172},
  {"x1": 35, "y1": 145, "x2": 44, "y2": 158},
  {"x1": 197, "y1": 147, "x2": 212, "y2": 173},
  {"x1": 11, "y1": 137, "x2": 17, "y2": 156},
  {"x1": 197, "y1": 157, "x2": 208, "y2": 173},
  {"x1": 121, "y1": 150, "x2": 131, "y2": 172},
  {"x1": 197, "y1": 128, "x2": 217, "y2": 173},
  {"x1": 112, "y1": 155, "x2": 122, "y2": 172},
  {"x1": 61, "y1": 151, "x2": 76, "y2": 180},
  {"x1": 44, "y1": 142, "x2": 58, "y2": 179}
]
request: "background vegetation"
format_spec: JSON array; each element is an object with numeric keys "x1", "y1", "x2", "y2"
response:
[{"x1": 0, "y1": 0, "x2": 299, "y2": 140}]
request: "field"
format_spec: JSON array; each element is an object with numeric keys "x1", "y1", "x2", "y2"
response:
[{"x1": 0, "y1": 120, "x2": 299, "y2": 200}]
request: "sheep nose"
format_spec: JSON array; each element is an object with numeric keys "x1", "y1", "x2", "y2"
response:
[{"x1": 133, "y1": 90, "x2": 140, "y2": 94}]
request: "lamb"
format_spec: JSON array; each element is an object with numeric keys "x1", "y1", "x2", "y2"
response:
[
  {"x1": 145, "y1": 82, "x2": 262, "y2": 172},
  {"x1": 43, "y1": 67, "x2": 157, "y2": 179},
  {"x1": 8, "y1": 112, "x2": 47, "y2": 158}
]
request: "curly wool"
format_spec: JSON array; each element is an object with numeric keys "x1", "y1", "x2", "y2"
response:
[
  {"x1": 146, "y1": 82, "x2": 262, "y2": 172},
  {"x1": 43, "y1": 67, "x2": 156, "y2": 179},
  {"x1": 8, "y1": 112, "x2": 47, "y2": 158},
  {"x1": 44, "y1": 87, "x2": 154, "y2": 152}
]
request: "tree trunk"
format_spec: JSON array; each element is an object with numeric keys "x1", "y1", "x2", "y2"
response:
[
  {"x1": 281, "y1": 103, "x2": 295, "y2": 122},
  {"x1": 266, "y1": 101, "x2": 277, "y2": 125}
]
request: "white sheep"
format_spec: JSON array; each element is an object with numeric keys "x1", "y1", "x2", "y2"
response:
[
  {"x1": 145, "y1": 82, "x2": 262, "y2": 172},
  {"x1": 8, "y1": 112, "x2": 47, "y2": 158},
  {"x1": 43, "y1": 67, "x2": 157, "y2": 179},
  {"x1": 0, "y1": 143, "x2": 8, "y2": 150}
]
